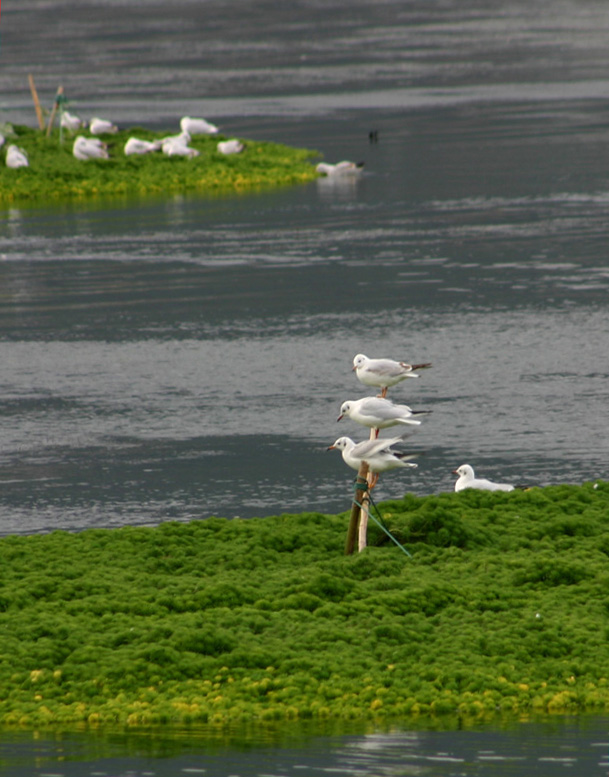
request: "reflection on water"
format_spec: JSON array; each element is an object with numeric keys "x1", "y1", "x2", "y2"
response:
[{"x1": 0, "y1": 716, "x2": 608, "y2": 776}]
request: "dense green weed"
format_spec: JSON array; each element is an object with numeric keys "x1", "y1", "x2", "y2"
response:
[
  {"x1": 0, "y1": 125, "x2": 319, "y2": 202},
  {"x1": 0, "y1": 482, "x2": 608, "y2": 727}
]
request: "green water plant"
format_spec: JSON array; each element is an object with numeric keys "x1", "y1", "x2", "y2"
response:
[
  {"x1": 0, "y1": 481, "x2": 608, "y2": 728},
  {"x1": 0, "y1": 125, "x2": 320, "y2": 203}
]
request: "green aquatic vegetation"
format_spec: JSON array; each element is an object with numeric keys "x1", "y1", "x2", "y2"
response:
[
  {"x1": 0, "y1": 482, "x2": 608, "y2": 728},
  {"x1": 0, "y1": 125, "x2": 320, "y2": 203}
]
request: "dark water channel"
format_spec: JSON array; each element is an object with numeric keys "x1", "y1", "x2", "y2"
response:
[
  {"x1": 1, "y1": 0, "x2": 609, "y2": 773},
  {"x1": 1, "y1": 716, "x2": 609, "y2": 777}
]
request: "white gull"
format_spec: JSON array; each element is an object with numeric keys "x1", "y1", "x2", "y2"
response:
[
  {"x1": 5, "y1": 145, "x2": 29, "y2": 168},
  {"x1": 180, "y1": 116, "x2": 219, "y2": 135},
  {"x1": 73, "y1": 136, "x2": 109, "y2": 160},
  {"x1": 353, "y1": 353, "x2": 432, "y2": 396},
  {"x1": 328, "y1": 434, "x2": 419, "y2": 488},
  {"x1": 338, "y1": 397, "x2": 431, "y2": 428},
  {"x1": 453, "y1": 464, "x2": 514, "y2": 492},
  {"x1": 89, "y1": 117, "x2": 118, "y2": 135}
]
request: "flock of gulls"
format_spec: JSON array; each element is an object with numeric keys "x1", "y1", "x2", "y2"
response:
[
  {"x1": 2, "y1": 112, "x2": 246, "y2": 167},
  {"x1": 329, "y1": 353, "x2": 516, "y2": 493},
  {"x1": 2, "y1": 107, "x2": 366, "y2": 176}
]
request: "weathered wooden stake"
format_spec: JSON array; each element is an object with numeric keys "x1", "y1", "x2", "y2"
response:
[
  {"x1": 46, "y1": 85, "x2": 64, "y2": 137},
  {"x1": 345, "y1": 424, "x2": 380, "y2": 554},
  {"x1": 344, "y1": 460, "x2": 368, "y2": 555},
  {"x1": 28, "y1": 74, "x2": 45, "y2": 130}
]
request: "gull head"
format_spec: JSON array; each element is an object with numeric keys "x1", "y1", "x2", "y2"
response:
[
  {"x1": 337, "y1": 401, "x2": 353, "y2": 421},
  {"x1": 453, "y1": 464, "x2": 474, "y2": 478},
  {"x1": 327, "y1": 436, "x2": 354, "y2": 452},
  {"x1": 352, "y1": 353, "x2": 367, "y2": 371}
]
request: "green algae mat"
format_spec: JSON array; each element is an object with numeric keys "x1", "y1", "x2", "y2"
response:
[
  {"x1": 0, "y1": 125, "x2": 319, "y2": 203},
  {"x1": 1, "y1": 481, "x2": 608, "y2": 728}
]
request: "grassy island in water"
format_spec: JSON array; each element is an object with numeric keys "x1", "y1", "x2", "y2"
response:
[
  {"x1": 1, "y1": 481, "x2": 609, "y2": 728},
  {"x1": 0, "y1": 124, "x2": 319, "y2": 203}
]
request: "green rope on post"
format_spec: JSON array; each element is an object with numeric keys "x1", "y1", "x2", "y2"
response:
[{"x1": 353, "y1": 490, "x2": 413, "y2": 558}]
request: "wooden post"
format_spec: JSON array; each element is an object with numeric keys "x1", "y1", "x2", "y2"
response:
[
  {"x1": 28, "y1": 75, "x2": 45, "y2": 130},
  {"x1": 46, "y1": 85, "x2": 64, "y2": 137},
  {"x1": 344, "y1": 460, "x2": 369, "y2": 555},
  {"x1": 358, "y1": 488, "x2": 370, "y2": 551},
  {"x1": 345, "y1": 424, "x2": 380, "y2": 554}
]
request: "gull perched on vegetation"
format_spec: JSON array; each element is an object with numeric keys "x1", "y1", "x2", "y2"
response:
[
  {"x1": 217, "y1": 139, "x2": 244, "y2": 155},
  {"x1": 5, "y1": 145, "x2": 29, "y2": 168},
  {"x1": 161, "y1": 135, "x2": 200, "y2": 157},
  {"x1": 453, "y1": 464, "x2": 514, "y2": 492},
  {"x1": 73, "y1": 136, "x2": 109, "y2": 160},
  {"x1": 180, "y1": 116, "x2": 219, "y2": 135},
  {"x1": 353, "y1": 353, "x2": 432, "y2": 397},
  {"x1": 124, "y1": 137, "x2": 162, "y2": 156},
  {"x1": 316, "y1": 160, "x2": 364, "y2": 176},
  {"x1": 61, "y1": 111, "x2": 86, "y2": 131},
  {"x1": 338, "y1": 397, "x2": 430, "y2": 429},
  {"x1": 89, "y1": 117, "x2": 118, "y2": 135},
  {"x1": 328, "y1": 434, "x2": 419, "y2": 488}
]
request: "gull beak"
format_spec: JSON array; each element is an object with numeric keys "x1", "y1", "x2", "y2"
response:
[
  {"x1": 451, "y1": 469, "x2": 459, "y2": 475},
  {"x1": 327, "y1": 444, "x2": 336, "y2": 451},
  {"x1": 351, "y1": 364, "x2": 357, "y2": 371},
  {"x1": 336, "y1": 414, "x2": 343, "y2": 421}
]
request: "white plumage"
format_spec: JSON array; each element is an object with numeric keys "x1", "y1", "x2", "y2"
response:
[
  {"x1": 73, "y1": 136, "x2": 109, "y2": 160},
  {"x1": 124, "y1": 137, "x2": 161, "y2": 156},
  {"x1": 180, "y1": 116, "x2": 219, "y2": 135},
  {"x1": 353, "y1": 353, "x2": 432, "y2": 395},
  {"x1": 338, "y1": 397, "x2": 430, "y2": 429},
  {"x1": 89, "y1": 117, "x2": 118, "y2": 135},
  {"x1": 5, "y1": 145, "x2": 29, "y2": 168},
  {"x1": 316, "y1": 160, "x2": 364, "y2": 176},
  {"x1": 453, "y1": 464, "x2": 514, "y2": 493},
  {"x1": 217, "y1": 139, "x2": 244, "y2": 155},
  {"x1": 61, "y1": 111, "x2": 85, "y2": 131},
  {"x1": 161, "y1": 138, "x2": 200, "y2": 158},
  {"x1": 328, "y1": 435, "x2": 419, "y2": 480}
]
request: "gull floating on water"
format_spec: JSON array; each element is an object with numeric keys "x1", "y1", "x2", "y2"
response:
[
  {"x1": 5, "y1": 145, "x2": 29, "y2": 168},
  {"x1": 89, "y1": 117, "x2": 118, "y2": 135},
  {"x1": 338, "y1": 397, "x2": 430, "y2": 428},
  {"x1": 124, "y1": 137, "x2": 162, "y2": 155},
  {"x1": 453, "y1": 464, "x2": 514, "y2": 493},
  {"x1": 328, "y1": 434, "x2": 419, "y2": 488},
  {"x1": 180, "y1": 116, "x2": 219, "y2": 135},
  {"x1": 73, "y1": 136, "x2": 109, "y2": 160},
  {"x1": 316, "y1": 160, "x2": 364, "y2": 176},
  {"x1": 61, "y1": 111, "x2": 86, "y2": 131},
  {"x1": 217, "y1": 139, "x2": 244, "y2": 155},
  {"x1": 353, "y1": 353, "x2": 432, "y2": 397}
]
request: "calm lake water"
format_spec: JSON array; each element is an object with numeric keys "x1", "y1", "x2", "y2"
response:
[{"x1": 1, "y1": 0, "x2": 609, "y2": 773}]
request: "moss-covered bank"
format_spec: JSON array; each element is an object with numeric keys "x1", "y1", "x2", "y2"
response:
[
  {"x1": 1, "y1": 481, "x2": 608, "y2": 728},
  {"x1": 0, "y1": 125, "x2": 319, "y2": 203}
]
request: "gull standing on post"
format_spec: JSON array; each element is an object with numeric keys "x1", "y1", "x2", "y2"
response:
[
  {"x1": 453, "y1": 464, "x2": 514, "y2": 492},
  {"x1": 353, "y1": 353, "x2": 432, "y2": 397},
  {"x1": 328, "y1": 435, "x2": 420, "y2": 488},
  {"x1": 338, "y1": 397, "x2": 431, "y2": 428}
]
